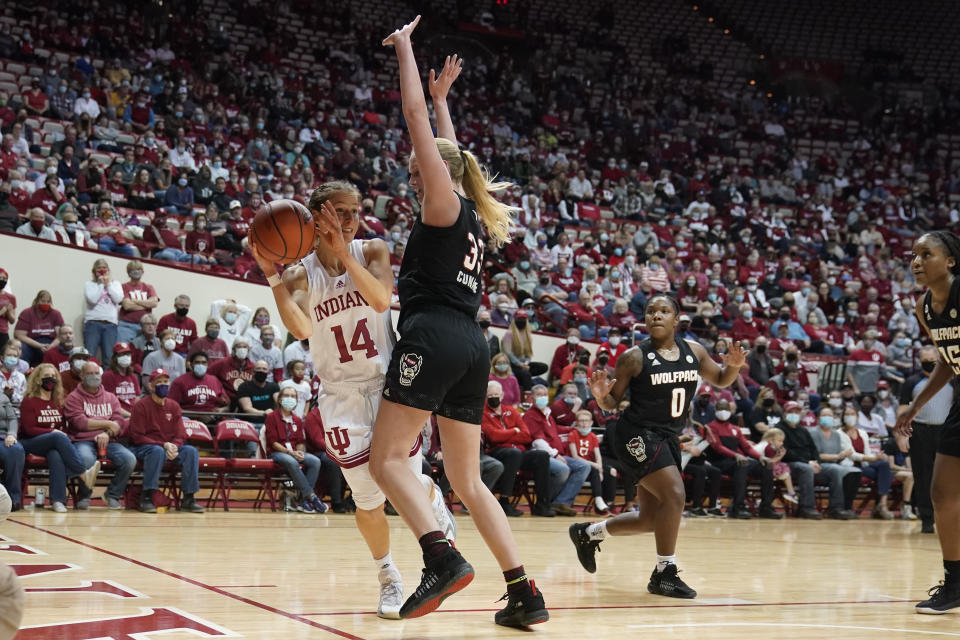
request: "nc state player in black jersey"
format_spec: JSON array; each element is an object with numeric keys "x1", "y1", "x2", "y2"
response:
[
  {"x1": 570, "y1": 293, "x2": 755, "y2": 598},
  {"x1": 372, "y1": 17, "x2": 548, "y2": 628},
  {"x1": 895, "y1": 230, "x2": 960, "y2": 614}
]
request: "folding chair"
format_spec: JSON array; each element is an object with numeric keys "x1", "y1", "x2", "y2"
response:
[
  {"x1": 181, "y1": 419, "x2": 229, "y2": 510},
  {"x1": 214, "y1": 420, "x2": 278, "y2": 511}
]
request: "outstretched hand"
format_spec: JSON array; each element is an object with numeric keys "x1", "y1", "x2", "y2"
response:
[
  {"x1": 313, "y1": 200, "x2": 349, "y2": 258},
  {"x1": 721, "y1": 341, "x2": 750, "y2": 369},
  {"x1": 429, "y1": 54, "x2": 463, "y2": 102},
  {"x1": 382, "y1": 15, "x2": 421, "y2": 47},
  {"x1": 588, "y1": 369, "x2": 617, "y2": 403}
]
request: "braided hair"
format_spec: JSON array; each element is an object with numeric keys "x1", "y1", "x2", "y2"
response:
[
  {"x1": 646, "y1": 293, "x2": 680, "y2": 315},
  {"x1": 925, "y1": 230, "x2": 960, "y2": 275}
]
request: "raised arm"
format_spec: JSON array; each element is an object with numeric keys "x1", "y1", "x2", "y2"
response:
[
  {"x1": 250, "y1": 240, "x2": 312, "y2": 340},
  {"x1": 428, "y1": 54, "x2": 463, "y2": 144},
  {"x1": 691, "y1": 339, "x2": 747, "y2": 388},
  {"x1": 383, "y1": 16, "x2": 460, "y2": 226}
]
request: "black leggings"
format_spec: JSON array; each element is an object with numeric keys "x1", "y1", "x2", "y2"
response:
[{"x1": 684, "y1": 461, "x2": 721, "y2": 508}]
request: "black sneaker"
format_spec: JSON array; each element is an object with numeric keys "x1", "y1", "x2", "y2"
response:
[
  {"x1": 728, "y1": 508, "x2": 752, "y2": 519},
  {"x1": 568, "y1": 523, "x2": 601, "y2": 573},
  {"x1": 647, "y1": 564, "x2": 697, "y2": 599},
  {"x1": 827, "y1": 508, "x2": 857, "y2": 520},
  {"x1": 181, "y1": 497, "x2": 205, "y2": 513},
  {"x1": 499, "y1": 497, "x2": 523, "y2": 517},
  {"x1": 921, "y1": 520, "x2": 936, "y2": 534},
  {"x1": 495, "y1": 579, "x2": 549, "y2": 627},
  {"x1": 685, "y1": 507, "x2": 708, "y2": 517},
  {"x1": 706, "y1": 507, "x2": 725, "y2": 517},
  {"x1": 798, "y1": 508, "x2": 823, "y2": 520},
  {"x1": 139, "y1": 497, "x2": 157, "y2": 514},
  {"x1": 916, "y1": 580, "x2": 960, "y2": 614},
  {"x1": 758, "y1": 506, "x2": 784, "y2": 519},
  {"x1": 532, "y1": 503, "x2": 555, "y2": 517},
  {"x1": 399, "y1": 549, "x2": 474, "y2": 619}
]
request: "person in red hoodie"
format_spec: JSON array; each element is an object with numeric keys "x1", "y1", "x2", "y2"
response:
[
  {"x1": 703, "y1": 399, "x2": 780, "y2": 519},
  {"x1": 157, "y1": 295, "x2": 197, "y2": 355},
  {"x1": 481, "y1": 380, "x2": 554, "y2": 517},
  {"x1": 523, "y1": 385, "x2": 591, "y2": 515},
  {"x1": 102, "y1": 342, "x2": 140, "y2": 412},
  {"x1": 127, "y1": 368, "x2": 204, "y2": 513},
  {"x1": 208, "y1": 338, "x2": 254, "y2": 409},
  {"x1": 18, "y1": 364, "x2": 99, "y2": 512},
  {"x1": 263, "y1": 386, "x2": 326, "y2": 513},
  {"x1": 64, "y1": 361, "x2": 136, "y2": 510},
  {"x1": 549, "y1": 383, "x2": 582, "y2": 427}
]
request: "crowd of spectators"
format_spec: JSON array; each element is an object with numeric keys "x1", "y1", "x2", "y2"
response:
[{"x1": 0, "y1": 0, "x2": 952, "y2": 518}]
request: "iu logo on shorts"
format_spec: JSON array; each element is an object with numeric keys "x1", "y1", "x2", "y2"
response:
[{"x1": 326, "y1": 426, "x2": 351, "y2": 457}]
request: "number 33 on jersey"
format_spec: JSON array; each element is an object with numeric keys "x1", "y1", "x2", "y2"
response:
[{"x1": 301, "y1": 240, "x2": 396, "y2": 384}]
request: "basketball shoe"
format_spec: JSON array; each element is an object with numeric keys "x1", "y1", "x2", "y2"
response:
[
  {"x1": 428, "y1": 480, "x2": 457, "y2": 542},
  {"x1": 647, "y1": 564, "x2": 697, "y2": 599},
  {"x1": 916, "y1": 580, "x2": 960, "y2": 614},
  {"x1": 377, "y1": 566, "x2": 403, "y2": 619},
  {"x1": 568, "y1": 523, "x2": 602, "y2": 573},
  {"x1": 399, "y1": 547, "x2": 474, "y2": 618},
  {"x1": 495, "y1": 579, "x2": 549, "y2": 628}
]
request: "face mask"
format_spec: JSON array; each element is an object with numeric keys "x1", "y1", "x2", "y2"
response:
[
  {"x1": 206, "y1": 328, "x2": 220, "y2": 340},
  {"x1": 192, "y1": 364, "x2": 207, "y2": 377},
  {"x1": 30, "y1": 219, "x2": 45, "y2": 233},
  {"x1": 896, "y1": 338, "x2": 909, "y2": 347},
  {"x1": 154, "y1": 383, "x2": 170, "y2": 398},
  {"x1": 175, "y1": 307, "x2": 189, "y2": 317},
  {"x1": 921, "y1": 361, "x2": 936, "y2": 374},
  {"x1": 598, "y1": 355, "x2": 609, "y2": 366},
  {"x1": 117, "y1": 355, "x2": 132, "y2": 368},
  {"x1": 608, "y1": 336, "x2": 621, "y2": 347},
  {"x1": 41, "y1": 376, "x2": 57, "y2": 391},
  {"x1": 515, "y1": 318, "x2": 527, "y2": 329},
  {"x1": 82, "y1": 374, "x2": 101, "y2": 388},
  {"x1": 762, "y1": 398, "x2": 775, "y2": 408},
  {"x1": 478, "y1": 320, "x2": 491, "y2": 329},
  {"x1": 3, "y1": 356, "x2": 17, "y2": 369},
  {"x1": 568, "y1": 337, "x2": 580, "y2": 346},
  {"x1": 564, "y1": 268, "x2": 573, "y2": 277},
  {"x1": 743, "y1": 311, "x2": 754, "y2": 320},
  {"x1": 686, "y1": 279, "x2": 696, "y2": 287},
  {"x1": 785, "y1": 413, "x2": 801, "y2": 425},
  {"x1": 82, "y1": 92, "x2": 90, "y2": 99},
  {"x1": 129, "y1": 269, "x2": 143, "y2": 279},
  {"x1": 819, "y1": 416, "x2": 835, "y2": 428},
  {"x1": 534, "y1": 396, "x2": 549, "y2": 409},
  {"x1": 163, "y1": 338, "x2": 176, "y2": 351},
  {"x1": 178, "y1": 178, "x2": 188, "y2": 187},
  {"x1": 835, "y1": 317, "x2": 845, "y2": 325},
  {"x1": 828, "y1": 398, "x2": 843, "y2": 408},
  {"x1": 235, "y1": 347, "x2": 249, "y2": 360},
  {"x1": 707, "y1": 293, "x2": 718, "y2": 303},
  {"x1": 280, "y1": 396, "x2": 298, "y2": 412},
  {"x1": 878, "y1": 390, "x2": 889, "y2": 399},
  {"x1": 494, "y1": 363, "x2": 510, "y2": 373},
  {"x1": 262, "y1": 336, "x2": 274, "y2": 347},
  {"x1": 487, "y1": 396, "x2": 501, "y2": 409},
  {"x1": 843, "y1": 415, "x2": 857, "y2": 427},
  {"x1": 221, "y1": 311, "x2": 238, "y2": 325},
  {"x1": 255, "y1": 316, "x2": 270, "y2": 327},
  {"x1": 576, "y1": 425, "x2": 592, "y2": 436},
  {"x1": 734, "y1": 295, "x2": 744, "y2": 303},
  {"x1": 519, "y1": 260, "x2": 530, "y2": 271},
  {"x1": 390, "y1": 231, "x2": 401, "y2": 241},
  {"x1": 564, "y1": 396, "x2": 576, "y2": 404},
  {"x1": 716, "y1": 409, "x2": 732, "y2": 421},
  {"x1": 574, "y1": 375, "x2": 587, "y2": 384},
  {"x1": 253, "y1": 371, "x2": 268, "y2": 383}
]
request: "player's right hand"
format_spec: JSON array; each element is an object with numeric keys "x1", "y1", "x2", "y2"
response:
[
  {"x1": 894, "y1": 405, "x2": 917, "y2": 438},
  {"x1": 429, "y1": 54, "x2": 463, "y2": 101},
  {"x1": 588, "y1": 369, "x2": 616, "y2": 402},
  {"x1": 382, "y1": 15, "x2": 421, "y2": 47}
]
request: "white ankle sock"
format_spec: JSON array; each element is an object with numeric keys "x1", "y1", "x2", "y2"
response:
[
  {"x1": 656, "y1": 555, "x2": 676, "y2": 572},
  {"x1": 586, "y1": 521, "x2": 608, "y2": 541},
  {"x1": 375, "y1": 552, "x2": 394, "y2": 572},
  {"x1": 595, "y1": 497, "x2": 609, "y2": 511}
]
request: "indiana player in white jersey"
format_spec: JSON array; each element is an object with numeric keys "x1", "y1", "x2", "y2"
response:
[{"x1": 251, "y1": 180, "x2": 456, "y2": 619}]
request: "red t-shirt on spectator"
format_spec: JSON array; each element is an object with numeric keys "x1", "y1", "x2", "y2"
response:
[
  {"x1": 168, "y1": 372, "x2": 226, "y2": 412},
  {"x1": 568, "y1": 430, "x2": 599, "y2": 460},
  {"x1": 208, "y1": 356, "x2": 254, "y2": 400},
  {"x1": 157, "y1": 312, "x2": 197, "y2": 354},
  {"x1": 19, "y1": 396, "x2": 66, "y2": 438},
  {"x1": 187, "y1": 337, "x2": 230, "y2": 362},
  {"x1": 101, "y1": 370, "x2": 141, "y2": 411},
  {"x1": 119, "y1": 281, "x2": 158, "y2": 324}
]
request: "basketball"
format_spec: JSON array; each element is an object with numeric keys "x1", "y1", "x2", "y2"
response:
[{"x1": 250, "y1": 199, "x2": 317, "y2": 264}]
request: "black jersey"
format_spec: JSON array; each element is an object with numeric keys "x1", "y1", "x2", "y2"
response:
[
  {"x1": 620, "y1": 337, "x2": 701, "y2": 434},
  {"x1": 398, "y1": 193, "x2": 484, "y2": 325},
  {"x1": 922, "y1": 275, "x2": 960, "y2": 377}
]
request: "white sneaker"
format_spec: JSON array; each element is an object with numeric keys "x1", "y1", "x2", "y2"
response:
[
  {"x1": 377, "y1": 568, "x2": 403, "y2": 619},
  {"x1": 783, "y1": 492, "x2": 799, "y2": 504},
  {"x1": 430, "y1": 482, "x2": 457, "y2": 542},
  {"x1": 81, "y1": 461, "x2": 101, "y2": 489},
  {"x1": 902, "y1": 504, "x2": 918, "y2": 520},
  {"x1": 52, "y1": 501, "x2": 67, "y2": 513},
  {"x1": 594, "y1": 497, "x2": 610, "y2": 512}
]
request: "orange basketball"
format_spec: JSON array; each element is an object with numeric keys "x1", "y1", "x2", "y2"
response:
[{"x1": 250, "y1": 199, "x2": 317, "y2": 264}]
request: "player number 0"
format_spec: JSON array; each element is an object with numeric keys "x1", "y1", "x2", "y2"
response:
[{"x1": 670, "y1": 388, "x2": 686, "y2": 418}]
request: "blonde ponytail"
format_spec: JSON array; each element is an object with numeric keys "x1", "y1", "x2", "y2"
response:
[{"x1": 434, "y1": 138, "x2": 516, "y2": 247}]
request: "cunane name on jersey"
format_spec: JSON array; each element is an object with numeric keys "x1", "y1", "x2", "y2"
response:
[
  {"x1": 313, "y1": 290, "x2": 370, "y2": 322},
  {"x1": 456, "y1": 269, "x2": 479, "y2": 293},
  {"x1": 649, "y1": 370, "x2": 700, "y2": 385}
]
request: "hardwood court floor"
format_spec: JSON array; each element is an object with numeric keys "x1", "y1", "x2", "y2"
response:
[{"x1": 2, "y1": 509, "x2": 957, "y2": 639}]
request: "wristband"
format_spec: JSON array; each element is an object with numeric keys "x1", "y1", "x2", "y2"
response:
[{"x1": 266, "y1": 274, "x2": 282, "y2": 287}]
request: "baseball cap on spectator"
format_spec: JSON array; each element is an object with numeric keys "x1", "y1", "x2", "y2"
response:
[
  {"x1": 877, "y1": 380, "x2": 890, "y2": 389},
  {"x1": 149, "y1": 368, "x2": 170, "y2": 383},
  {"x1": 113, "y1": 342, "x2": 132, "y2": 354},
  {"x1": 784, "y1": 401, "x2": 801, "y2": 412},
  {"x1": 229, "y1": 200, "x2": 241, "y2": 210},
  {"x1": 69, "y1": 347, "x2": 90, "y2": 361},
  {"x1": 514, "y1": 309, "x2": 528, "y2": 319},
  {"x1": 679, "y1": 314, "x2": 691, "y2": 323},
  {"x1": 697, "y1": 384, "x2": 713, "y2": 396}
]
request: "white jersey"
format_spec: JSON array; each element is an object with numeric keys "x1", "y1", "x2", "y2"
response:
[{"x1": 302, "y1": 240, "x2": 395, "y2": 386}]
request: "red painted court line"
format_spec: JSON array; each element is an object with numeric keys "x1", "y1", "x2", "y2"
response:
[
  {"x1": 299, "y1": 598, "x2": 903, "y2": 616},
  {"x1": 211, "y1": 585, "x2": 278, "y2": 588},
  {"x1": 10, "y1": 520, "x2": 366, "y2": 640}
]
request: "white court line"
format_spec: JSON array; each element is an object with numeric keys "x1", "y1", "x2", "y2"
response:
[
  {"x1": 877, "y1": 594, "x2": 915, "y2": 601},
  {"x1": 694, "y1": 598, "x2": 759, "y2": 605},
  {"x1": 626, "y1": 623, "x2": 960, "y2": 636}
]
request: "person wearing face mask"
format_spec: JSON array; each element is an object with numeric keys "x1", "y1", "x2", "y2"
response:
[
  {"x1": 732, "y1": 303, "x2": 763, "y2": 344},
  {"x1": 243, "y1": 307, "x2": 280, "y2": 347},
  {"x1": 489, "y1": 353, "x2": 521, "y2": 407},
  {"x1": 157, "y1": 295, "x2": 196, "y2": 355},
  {"x1": 264, "y1": 386, "x2": 327, "y2": 514},
  {"x1": 131, "y1": 314, "x2": 160, "y2": 369},
  {"x1": 886, "y1": 331, "x2": 915, "y2": 378},
  {"x1": 237, "y1": 360, "x2": 280, "y2": 419},
  {"x1": 524, "y1": 384, "x2": 591, "y2": 516},
  {"x1": 0, "y1": 342, "x2": 25, "y2": 405},
  {"x1": 64, "y1": 360, "x2": 136, "y2": 510},
  {"x1": 19, "y1": 364, "x2": 100, "y2": 513},
  {"x1": 748, "y1": 388, "x2": 783, "y2": 443},
  {"x1": 118, "y1": 260, "x2": 159, "y2": 344},
  {"x1": 281, "y1": 362, "x2": 312, "y2": 418},
  {"x1": 704, "y1": 399, "x2": 782, "y2": 519},
  {"x1": 599, "y1": 328, "x2": 626, "y2": 366},
  {"x1": 567, "y1": 411, "x2": 609, "y2": 515},
  {"x1": 187, "y1": 318, "x2": 230, "y2": 362},
  {"x1": 838, "y1": 405, "x2": 894, "y2": 519},
  {"x1": 102, "y1": 342, "x2": 141, "y2": 412},
  {"x1": 209, "y1": 339, "x2": 255, "y2": 410},
  {"x1": 62, "y1": 348, "x2": 97, "y2": 396},
  {"x1": 141, "y1": 329, "x2": 186, "y2": 387},
  {"x1": 777, "y1": 402, "x2": 832, "y2": 519},
  {"x1": 874, "y1": 379, "x2": 899, "y2": 432},
  {"x1": 900, "y1": 345, "x2": 955, "y2": 534},
  {"x1": 0, "y1": 269, "x2": 14, "y2": 354},
  {"x1": 500, "y1": 311, "x2": 548, "y2": 391},
  {"x1": 532, "y1": 269, "x2": 570, "y2": 330},
  {"x1": 855, "y1": 394, "x2": 888, "y2": 437},
  {"x1": 807, "y1": 407, "x2": 862, "y2": 519},
  {"x1": 15, "y1": 290, "x2": 65, "y2": 366},
  {"x1": 283, "y1": 339, "x2": 315, "y2": 381},
  {"x1": 148, "y1": 212, "x2": 195, "y2": 262},
  {"x1": 476, "y1": 309, "x2": 500, "y2": 357},
  {"x1": 208, "y1": 299, "x2": 253, "y2": 351},
  {"x1": 168, "y1": 352, "x2": 229, "y2": 414},
  {"x1": 250, "y1": 326, "x2": 284, "y2": 382},
  {"x1": 162, "y1": 171, "x2": 195, "y2": 215},
  {"x1": 128, "y1": 369, "x2": 204, "y2": 513},
  {"x1": 846, "y1": 329, "x2": 886, "y2": 396},
  {"x1": 549, "y1": 383, "x2": 583, "y2": 428},
  {"x1": 184, "y1": 213, "x2": 217, "y2": 265},
  {"x1": 17, "y1": 207, "x2": 58, "y2": 241}
]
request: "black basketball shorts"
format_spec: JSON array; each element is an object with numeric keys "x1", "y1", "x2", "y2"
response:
[
  {"x1": 383, "y1": 306, "x2": 490, "y2": 425},
  {"x1": 937, "y1": 397, "x2": 960, "y2": 458},
  {"x1": 613, "y1": 420, "x2": 683, "y2": 480}
]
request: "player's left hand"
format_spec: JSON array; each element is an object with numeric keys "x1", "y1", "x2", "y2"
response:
[
  {"x1": 722, "y1": 341, "x2": 749, "y2": 369},
  {"x1": 588, "y1": 369, "x2": 616, "y2": 402},
  {"x1": 429, "y1": 54, "x2": 463, "y2": 102},
  {"x1": 314, "y1": 200, "x2": 349, "y2": 258},
  {"x1": 382, "y1": 15, "x2": 421, "y2": 47}
]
